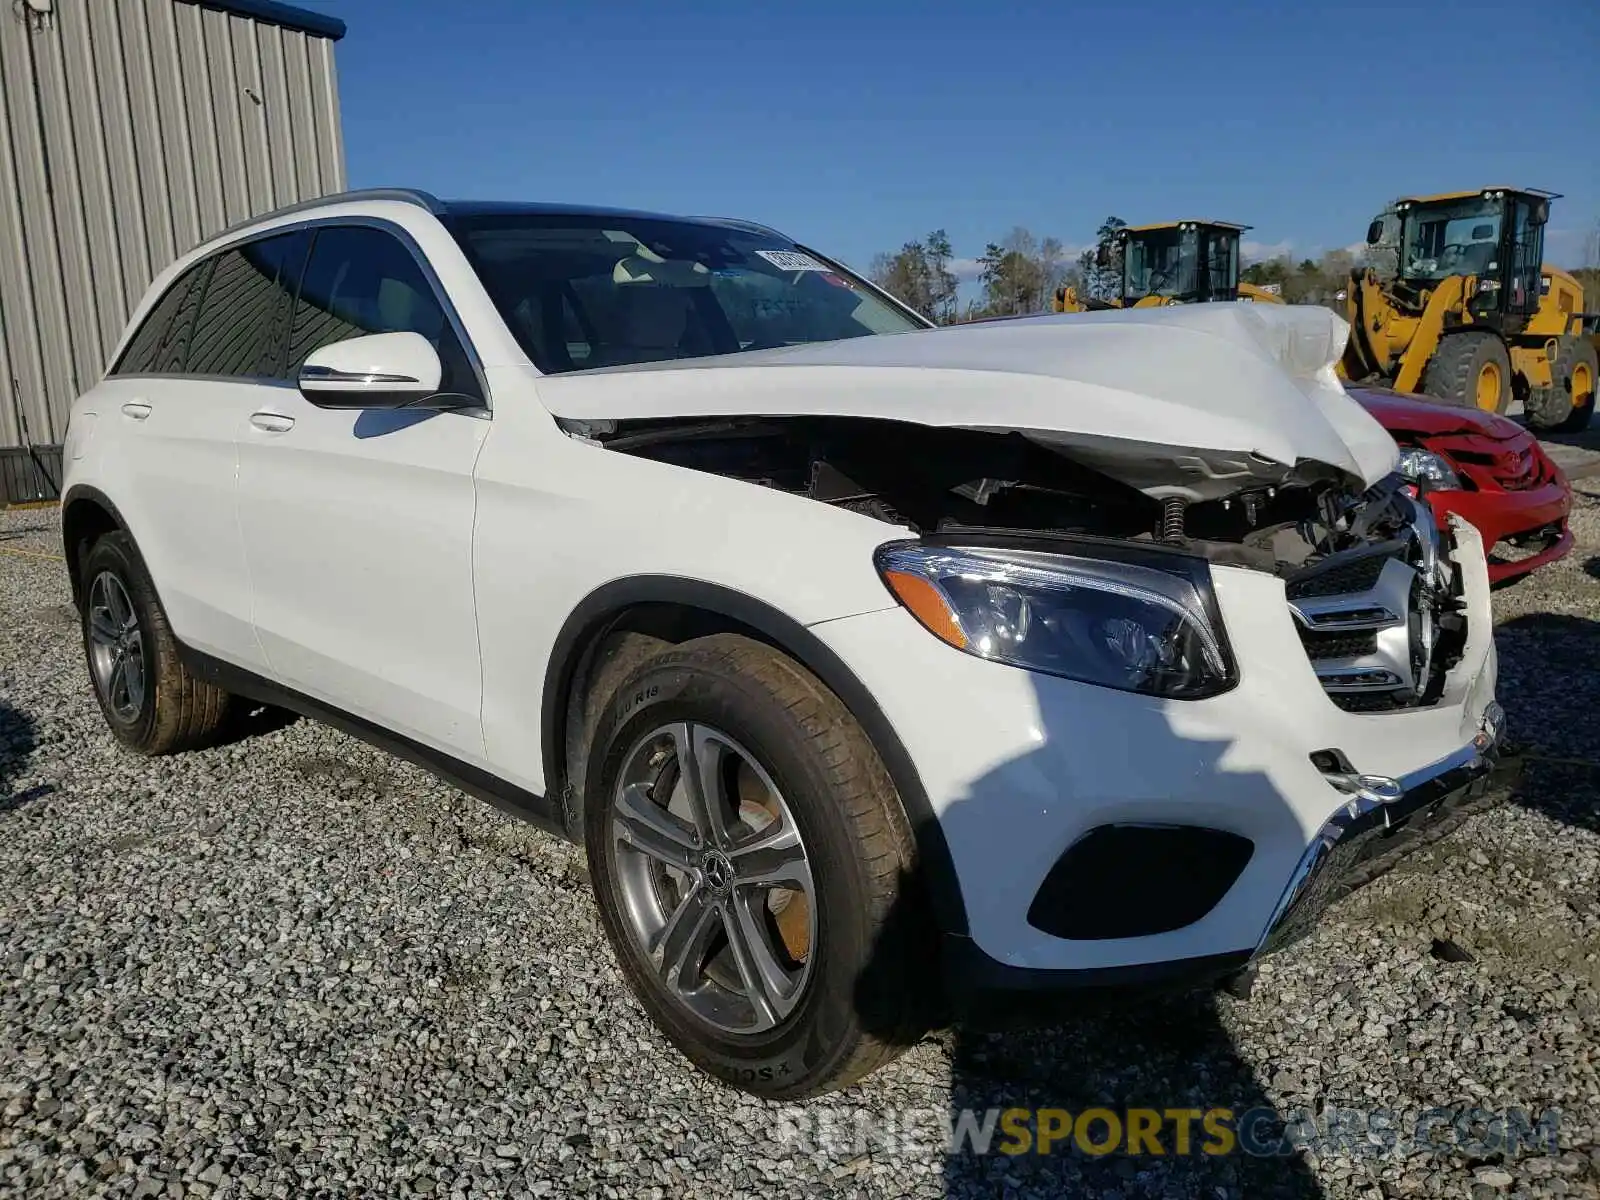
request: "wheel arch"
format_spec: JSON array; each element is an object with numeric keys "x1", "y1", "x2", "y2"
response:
[
  {"x1": 543, "y1": 576, "x2": 969, "y2": 937},
  {"x1": 61, "y1": 485, "x2": 132, "y2": 609}
]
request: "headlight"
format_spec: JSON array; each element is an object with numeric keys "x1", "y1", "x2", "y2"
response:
[
  {"x1": 1396, "y1": 447, "x2": 1461, "y2": 490},
  {"x1": 874, "y1": 542, "x2": 1235, "y2": 699}
]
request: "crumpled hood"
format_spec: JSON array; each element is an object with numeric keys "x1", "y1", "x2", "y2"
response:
[{"x1": 535, "y1": 303, "x2": 1399, "y2": 500}]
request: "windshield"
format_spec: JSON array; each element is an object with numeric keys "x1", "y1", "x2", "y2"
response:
[
  {"x1": 1400, "y1": 197, "x2": 1503, "y2": 282},
  {"x1": 1123, "y1": 228, "x2": 1197, "y2": 302},
  {"x1": 450, "y1": 214, "x2": 921, "y2": 373}
]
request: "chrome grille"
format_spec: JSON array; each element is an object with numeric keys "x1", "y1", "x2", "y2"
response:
[{"x1": 1288, "y1": 495, "x2": 1453, "y2": 711}]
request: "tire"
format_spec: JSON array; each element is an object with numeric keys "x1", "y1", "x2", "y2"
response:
[
  {"x1": 1421, "y1": 331, "x2": 1512, "y2": 415},
  {"x1": 79, "y1": 531, "x2": 232, "y2": 755},
  {"x1": 582, "y1": 633, "x2": 930, "y2": 1098},
  {"x1": 1528, "y1": 336, "x2": 1598, "y2": 433}
]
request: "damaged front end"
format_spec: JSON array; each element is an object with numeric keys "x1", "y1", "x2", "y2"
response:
[{"x1": 578, "y1": 411, "x2": 1465, "y2": 714}]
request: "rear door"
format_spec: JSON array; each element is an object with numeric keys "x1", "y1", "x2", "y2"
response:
[
  {"x1": 97, "y1": 232, "x2": 308, "y2": 669},
  {"x1": 234, "y1": 222, "x2": 489, "y2": 761}
]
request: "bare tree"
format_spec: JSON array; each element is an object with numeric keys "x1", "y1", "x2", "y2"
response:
[{"x1": 868, "y1": 230, "x2": 959, "y2": 323}]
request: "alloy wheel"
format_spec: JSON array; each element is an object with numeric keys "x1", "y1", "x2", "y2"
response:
[
  {"x1": 86, "y1": 570, "x2": 146, "y2": 722},
  {"x1": 609, "y1": 722, "x2": 816, "y2": 1035}
]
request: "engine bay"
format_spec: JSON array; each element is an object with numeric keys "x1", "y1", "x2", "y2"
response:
[
  {"x1": 594, "y1": 415, "x2": 1408, "y2": 571},
  {"x1": 590, "y1": 414, "x2": 1466, "y2": 709}
]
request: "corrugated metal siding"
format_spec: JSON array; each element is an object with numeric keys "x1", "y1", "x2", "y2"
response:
[{"x1": 0, "y1": 0, "x2": 346, "y2": 448}]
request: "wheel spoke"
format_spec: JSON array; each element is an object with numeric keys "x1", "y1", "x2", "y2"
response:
[
  {"x1": 728, "y1": 820, "x2": 811, "y2": 890},
  {"x1": 613, "y1": 781, "x2": 698, "y2": 871},
  {"x1": 650, "y1": 881, "x2": 716, "y2": 990},
  {"x1": 88, "y1": 606, "x2": 119, "y2": 647},
  {"x1": 108, "y1": 656, "x2": 129, "y2": 710},
  {"x1": 103, "y1": 578, "x2": 130, "y2": 631},
  {"x1": 721, "y1": 892, "x2": 796, "y2": 1029},
  {"x1": 670, "y1": 722, "x2": 730, "y2": 848},
  {"x1": 122, "y1": 646, "x2": 146, "y2": 713}
]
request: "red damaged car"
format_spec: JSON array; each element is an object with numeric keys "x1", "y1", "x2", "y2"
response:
[{"x1": 1350, "y1": 387, "x2": 1573, "y2": 584}]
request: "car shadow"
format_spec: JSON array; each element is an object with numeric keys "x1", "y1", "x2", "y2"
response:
[
  {"x1": 212, "y1": 700, "x2": 300, "y2": 745},
  {"x1": 853, "y1": 687, "x2": 1329, "y2": 1197},
  {"x1": 0, "y1": 698, "x2": 41, "y2": 814},
  {"x1": 1492, "y1": 610, "x2": 1600, "y2": 835},
  {"x1": 1583, "y1": 556, "x2": 1600, "y2": 584}
]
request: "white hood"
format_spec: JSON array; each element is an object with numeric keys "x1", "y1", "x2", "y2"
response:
[{"x1": 535, "y1": 303, "x2": 1398, "y2": 500}]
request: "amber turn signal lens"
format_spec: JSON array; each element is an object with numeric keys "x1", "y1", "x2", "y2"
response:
[{"x1": 883, "y1": 570, "x2": 967, "y2": 650}]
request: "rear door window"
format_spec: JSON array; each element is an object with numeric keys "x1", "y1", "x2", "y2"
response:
[{"x1": 185, "y1": 231, "x2": 312, "y2": 380}]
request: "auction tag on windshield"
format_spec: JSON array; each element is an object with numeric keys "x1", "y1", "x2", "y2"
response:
[{"x1": 756, "y1": 249, "x2": 829, "y2": 272}]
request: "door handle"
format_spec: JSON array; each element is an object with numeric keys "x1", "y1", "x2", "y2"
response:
[
  {"x1": 249, "y1": 411, "x2": 296, "y2": 433},
  {"x1": 120, "y1": 402, "x2": 152, "y2": 420}
]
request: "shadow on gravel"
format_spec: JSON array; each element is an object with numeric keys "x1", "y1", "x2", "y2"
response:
[
  {"x1": 1493, "y1": 611, "x2": 1600, "y2": 834},
  {"x1": 0, "y1": 699, "x2": 40, "y2": 813},
  {"x1": 856, "y1": 686, "x2": 1324, "y2": 1198},
  {"x1": 1583, "y1": 556, "x2": 1600, "y2": 583},
  {"x1": 212, "y1": 701, "x2": 299, "y2": 746}
]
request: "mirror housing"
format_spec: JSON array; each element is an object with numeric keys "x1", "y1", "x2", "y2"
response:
[
  {"x1": 1530, "y1": 199, "x2": 1549, "y2": 227},
  {"x1": 1094, "y1": 244, "x2": 1110, "y2": 268},
  {"x1": 297, "y1": 332, "x2": 463, "y2": 410},
  {"x1": 1365, "y1": 220, "x2": 1384, "y2": 246}
]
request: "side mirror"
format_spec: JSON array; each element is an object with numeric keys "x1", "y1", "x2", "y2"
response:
[
  {"x1": 1094, "y1": 244, "x2": 1110, "y2": 268},
  {"x1": 1365, "y1": 220, "x2": 1384, "y2": 246},
  {"x1": 297, "y1": 332, "x2": 458, "y2": 410},
  {"x1": 1530, "y1": 200, "x2": 1549, "y2": 227}
]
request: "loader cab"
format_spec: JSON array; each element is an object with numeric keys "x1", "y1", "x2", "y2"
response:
[
  {"x1": 1387, "y1": 188, "x2": 1557, "y2": 321},
  {"x1": 1118, "y1": 221, "x2": 1246, "y2": 305}
]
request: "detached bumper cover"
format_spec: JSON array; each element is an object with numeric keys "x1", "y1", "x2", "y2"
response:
[
  {"x1": 942, "y1": 707, "x2": 1515, "y2": 1013},
  {"x1": 1255, "y1": 703, "x2": 1512, "y2": 956}
]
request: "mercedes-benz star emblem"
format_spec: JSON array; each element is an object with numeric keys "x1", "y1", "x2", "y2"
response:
[{"x1": 701, "y1": 850, "x2": 735, "y2": 896}]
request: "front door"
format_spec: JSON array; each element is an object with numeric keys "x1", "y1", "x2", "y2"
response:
[{"x1": 233, "y1": 222, "x2": 490, "y2": 762}]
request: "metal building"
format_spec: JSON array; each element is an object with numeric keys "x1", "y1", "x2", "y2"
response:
[{"x1": 0, "y1": 0, "x2": 347, "y2": 499}]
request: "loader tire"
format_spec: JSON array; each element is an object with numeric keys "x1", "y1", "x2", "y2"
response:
[
  {"x1": 1527, "y1": 336, "x2": 1597, "y2": 433},
  {"x1": 1422, "y1": 332, "x2": 1512, "y2": 415}
]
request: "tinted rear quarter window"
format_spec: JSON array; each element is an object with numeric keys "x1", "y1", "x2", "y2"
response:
[{"x1": 114, "y1": 262, "x2": 207, "y2": 375}]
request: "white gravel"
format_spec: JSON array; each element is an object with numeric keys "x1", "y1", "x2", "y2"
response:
[{"x1": 1, "y1": 489, "x2": 1597, "y2": 1200}]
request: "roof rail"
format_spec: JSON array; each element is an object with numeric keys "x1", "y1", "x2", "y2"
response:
[{"x1": 214, "y1": 188, "x2": 446, "y2": 239}]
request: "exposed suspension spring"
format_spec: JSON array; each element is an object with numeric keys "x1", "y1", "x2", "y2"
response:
[{"x1": 1160, "y1": 497, "x2": 1186, "y2": 543}]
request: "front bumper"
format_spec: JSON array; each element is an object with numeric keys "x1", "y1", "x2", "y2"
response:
[
  {"x1": 808, "y1": 518, "x2": 1501, "y2": 1004},
  {"x1": 1253, "y1": 702, "x2": 1511, "y2": 957},
  {"x1": 1423, "y1": 463, "x2": 1573, "y2": 584},
  {"x1": 934, "y1": 709, "x2": 1515, "y2": 1016}
]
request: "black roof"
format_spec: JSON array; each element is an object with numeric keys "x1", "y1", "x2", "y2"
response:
[
  {"x1": 217, "y1": 188, "x2": 791, "y2": 244},
  {"x1": 441, "y1": 199, "x2": 787, "y2": 238},
  {"x1": 188, "y1": 0, "x2": 346, "y2": 41}
]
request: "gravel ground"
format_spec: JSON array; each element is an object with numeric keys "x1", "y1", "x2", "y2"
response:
[{"x1": 1, "y1": 486, "x2": 1597, "y2": 1200}]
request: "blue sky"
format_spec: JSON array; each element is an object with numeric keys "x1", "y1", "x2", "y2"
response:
[{"x1": 298, "y1": 0, "x2": 1600, "y2": 278}]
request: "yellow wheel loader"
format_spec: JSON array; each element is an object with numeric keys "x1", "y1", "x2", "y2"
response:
[
  {"x1": 1340, "y1": 187, "x2": 1597, "y2": 432},
  {"x1": 1053, "y1": 220, "x2": 1285, "y2": 312}
]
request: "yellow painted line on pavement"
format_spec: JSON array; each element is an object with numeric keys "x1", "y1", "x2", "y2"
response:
[{"x1": 0, "y1": 545, "x2": 63, "y2": 562}]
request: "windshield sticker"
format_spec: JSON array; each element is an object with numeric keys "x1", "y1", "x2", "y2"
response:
[{"x1": 756, "y1": 249, "x2": 830, "y2": 272}]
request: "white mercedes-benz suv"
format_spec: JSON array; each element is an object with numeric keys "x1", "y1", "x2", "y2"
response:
[{"x1": 62, "y1": 189, "x2": 1506, "y2": 1097}]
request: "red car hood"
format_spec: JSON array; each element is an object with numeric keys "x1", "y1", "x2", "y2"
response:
[{"x1": 1346, "y1": 386, "x2": 1524, "y2": 442}]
